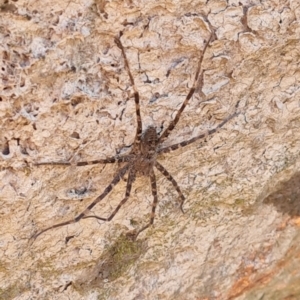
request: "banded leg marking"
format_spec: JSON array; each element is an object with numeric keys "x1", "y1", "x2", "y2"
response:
[
  {"x1": 35, "y1": 156, "x2": 129, "y2": 167},
  {"x1": 158, "y1": 32, "x2": 213, "y2": 144},
  {"x1": 32, "y1": 164, "x2": 130, "y2": 240},
  {"x1": 136, "y1": 168, "x2": 158, "y2": 236},
  {"x1": 82, "y1": 169, "x2": 134, "y2": 222},
  {"x1": 115, "y1": 36, "x2": 143, "y2": 143},
  {"x1": 155, "y1": 161, "x2": 185, "y2": 212},
  {"x1": 158, "y1": 112, "x2": 239, "y2": 154}
]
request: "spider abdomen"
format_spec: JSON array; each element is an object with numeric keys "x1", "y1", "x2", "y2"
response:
[{"x1": 132, "y1": 153, "x2": 156, "y2": 176}]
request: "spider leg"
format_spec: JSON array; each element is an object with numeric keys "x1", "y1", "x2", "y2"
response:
[
  {"x1": 155, "y1": 161, "x2": 185, "y2": 213},
  {"x1": 115, "y1": 36, "x2": 143, "y2": 144},
  {"x1": 32, "y1": 164, "x2": 130, "y2": 240},
  {"x1": 158, "y1": 111, "x2": 239, "y2": 154},
  {"x1": 158, "y1": 31, "x2": 213, "y2": 144},
  {"x1": 82, "y1": 168, "x2": 134, "y2": 222},
  {"x1": 135, "y1": 168, "x2": 158, "y2": 237},
  {"x1": 34, "y1": 155, "x2": 130, "y2": 167}
]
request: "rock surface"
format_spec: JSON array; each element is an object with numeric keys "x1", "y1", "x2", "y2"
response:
[{"x1": 1, "y1": 0, "x2": 300, "y2": 299}]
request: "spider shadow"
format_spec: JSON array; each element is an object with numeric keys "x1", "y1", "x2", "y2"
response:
[
  {"x1": 73, "y1": 231, "x2": 147, "y2": 290},
  {"x1": 263, "y1": 172, "x2": 300, "y2": 217}
]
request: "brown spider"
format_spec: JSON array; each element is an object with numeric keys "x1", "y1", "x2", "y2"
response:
[{"x1": 33, "y1": 27, "x2": 239, "y2": 240}]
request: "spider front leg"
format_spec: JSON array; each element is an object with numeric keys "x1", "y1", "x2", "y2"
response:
[
  {"x1": 32, "y1": 164, "x2": 130, "y2": 240},
  {"x1": 158, "y1": 31, "x2": 213, "y2": 144},
  {"x1": 115, "y1": 35, "x2": 143, "y2": 145}
]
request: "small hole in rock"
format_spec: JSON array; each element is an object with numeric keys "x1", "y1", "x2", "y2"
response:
[
  {"x1": 70, "y1": 132, "x2": 80, "y2": 139},
  {"x1": 71, "y1": 98, "x2": 83, "y2": 107},
  {"x1": 65, "y1": 235, "x2": 75, "y2": 244},
  {"x1": 2, "y1": 143, "x2": 10, "y2": 155},
  {"x1": 21, "y1": 147, "x2": 29, "y2": 155}
]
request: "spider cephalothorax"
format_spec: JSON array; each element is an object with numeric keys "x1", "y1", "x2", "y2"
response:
[{"x1": 33, "y1": 24, "x2": 239, "y2": 241}]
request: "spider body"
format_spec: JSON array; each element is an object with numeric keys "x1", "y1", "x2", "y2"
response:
[
  {"x1": 140, "y1": 126, "x2": 158, "y2": 165},
  {"x1": 33, "y1": 24, "x2": 239, "y2": 241}
]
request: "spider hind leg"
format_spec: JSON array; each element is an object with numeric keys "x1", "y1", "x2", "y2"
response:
[{"x1": 134, "y1": 168, "x2": 158, "y2": 237}]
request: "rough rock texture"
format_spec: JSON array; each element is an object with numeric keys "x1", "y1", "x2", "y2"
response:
[{"x1": 1, "y1": 0, "x2": 300, "y2": 299}]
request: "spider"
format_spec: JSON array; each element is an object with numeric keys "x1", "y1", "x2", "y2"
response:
[{"x1": 33, "y1": 27, "x2": 239, "y2": 241}]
